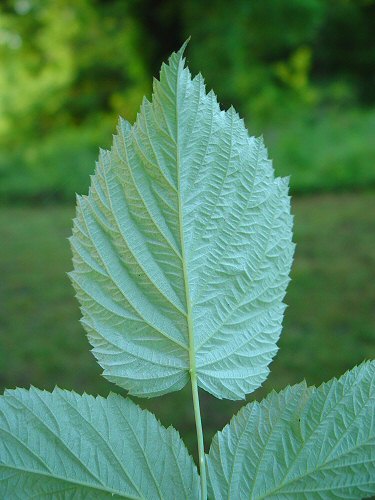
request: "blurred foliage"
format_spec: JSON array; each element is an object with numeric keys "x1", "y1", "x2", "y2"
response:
[
  {"x1": 0, "y1": 0, "x2": 375, "y2": 201},
  {"x1": 183, "y1": 0, "x2": 323, "y2": 121},
  {"x1": 0, "y1": 0, "x2": 149, "y2": 201}
]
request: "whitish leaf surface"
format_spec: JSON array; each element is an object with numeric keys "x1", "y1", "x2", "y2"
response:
[
  {"x1": 207, "y1": 361, "x2": 375, "y2": 499},
  {"x1": 0, "y1": 387, "x2": 200, "y2": 499},
  {"x1": 70, "y1": 43, "x2": 294, "y2": 400}
]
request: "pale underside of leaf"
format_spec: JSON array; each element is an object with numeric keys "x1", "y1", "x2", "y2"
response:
[
  {"x1": 70, "y1": 43, "x2": 294, "y2": 400},
  {"x1": 0, "y1": 387, "x2": 200, "y2": 499},
  {"x1": 207, "y1": 361, "x2": 375, "y2": 499}
]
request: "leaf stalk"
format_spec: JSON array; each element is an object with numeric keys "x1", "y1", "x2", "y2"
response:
[{"x1": 191, "y1": 369, "x2": 207, "y2": 500}]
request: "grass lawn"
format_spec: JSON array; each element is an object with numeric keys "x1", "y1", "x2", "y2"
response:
[{"x1": 1, "y1": 192, "x2": 374, "y2": 455}]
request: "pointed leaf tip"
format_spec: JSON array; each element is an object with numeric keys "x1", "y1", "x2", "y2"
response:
[{"x1": 178, "y1": 37, "x2": 190, "y2": 56}]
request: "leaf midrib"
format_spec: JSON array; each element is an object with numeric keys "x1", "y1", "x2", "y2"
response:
[
  {"x1": 4, "y1": 392, "x2": 144, "y2": 498},
  {"x1": 256, "y1": 369, "x2": 372, "y2": 499},
  {"x1": 78, "y1": 202, "x2": 188, "y2": 352},
  {"x1": 0, "y1": 464, "x2": 141, "y2": 499},
  {"x1": 173, "y1": 58, "x2": 196, "y2": 375}
]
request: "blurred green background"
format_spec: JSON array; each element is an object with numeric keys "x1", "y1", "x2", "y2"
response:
[{"x1": 0, "y1": 0, "x2": 374, "y2": 457}]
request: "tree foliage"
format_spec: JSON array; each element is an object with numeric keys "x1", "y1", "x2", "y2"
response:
[{"x1": 1, "y1": 1, "x2": 375, "y2": 199}]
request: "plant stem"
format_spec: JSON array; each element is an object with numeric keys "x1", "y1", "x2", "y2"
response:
[{"x1": 191, "y1": 370, "x2": 207, "y2": 500}]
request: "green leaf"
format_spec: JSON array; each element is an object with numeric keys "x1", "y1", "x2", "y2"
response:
[
  {"x1": 207, "y1": 361, "x2": 375, "y2": 499},
  {"x1": 0, "y1": 387, "x2": 200, "y2": 499},
  {"x1": 70, "y1": 43, "x2": 294, "y2": 400}
]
